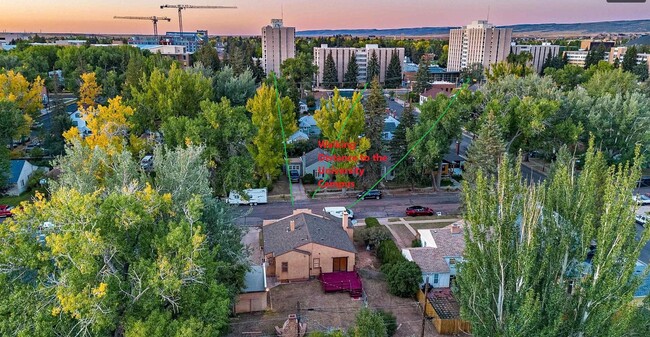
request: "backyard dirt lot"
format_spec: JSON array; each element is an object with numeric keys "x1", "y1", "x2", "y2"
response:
[{"x1": 227, "y1": 246, "x2": 442, "y2": 337}]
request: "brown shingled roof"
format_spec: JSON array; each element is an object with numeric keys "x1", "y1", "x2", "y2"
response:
[{"x1": 404, "y1": 222, "x2": 465, "y2": 273}]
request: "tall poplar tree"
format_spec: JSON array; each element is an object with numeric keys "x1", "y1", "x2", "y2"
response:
[
  {"x1": 343, "y1": 52, "x2": 359, "y2": 89},
  {"x1": 366, "y1": 50, "x2": 380, "y2": 84},
  {"x1": 464, "y1": 111, "x2": 505, "y2": 184},
  {"x1": 323, "y1": 52, "x2": 338, "y2": 89},
  {"x1": 414, "y1": 59, "x2": 430, "y2": 94},
  {"x1": 622, "y1": 46, "x2": 638, "y2": 72},
  {"x1": 389, "y1": 103, "x2": 418, "y2": 189},
  {"x1": 362, "y1": 78, "x2": 387, "y2": 186},
  {"x1": 385, "y1": 50, "x2": 402, "y2": 89},
  {"x1": 246, "y1": 84, "x2": 297, "y2": 186},
  {"x1": 457, "y1": 142, "x2": 649, "y2": 337}
]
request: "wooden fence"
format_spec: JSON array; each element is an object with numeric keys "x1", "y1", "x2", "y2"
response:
[{"x1": 417, "y1": 290, "x2": 471, "y2": 335}]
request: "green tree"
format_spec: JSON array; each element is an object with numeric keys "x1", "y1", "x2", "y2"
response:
[
  {"x1": 584, "y1": 46, "x2": 606, "y2": 69},
  {"x1": 414, "y1": 59, "x2": 430, "y2": 94},
  {"x1": 407, "y1": 94, "x2": 463, "y2": 190},
  {"x1": 544, "y1": 64, "x2": 588, "y2": 91},
  {"x1": 381, "y1": 260, "x2": 422, "y2": 298},
  {"x1": 313, "y1": 89, "x2": 371, "y2": 193},
  {"x1": 351, "y1": 308, "x2": 388, "y2": 337},
  {"x1": 193, "y1": 43, "x2": 220, "y2": 72},
  {"x1": 323, "y1": 52, "x2": 338, "y2": 89},
  {"x1": 622, "y1": 46, "x2": 638, "y2": 72},
  {"x1": 361, "y1": 78, "x2": 386, "y2": 186},
  {"x1": 464, "y1": 111, "x2": 505, "y2": 184},
  {"x1": 213, "y1": 65, "x2": 256, "y2": 106},
  {"x1": 129, "y1": 63, "x2": 213, "y2": 133},
  {"x1": 632, "y1": 61, "x2": 649, "y2": 82},
  {"x1": 487, "y1": 61, "x2": 534, "y2": 82},
  {"x1": 246, "y1": 84, "x2": 297, "y2": 186},
  {"x1": 460, "y1": 62, "x2": 485, "y2": 84},
  {"x1": 541, "y1": 50, "x2": 564, "y2": 74},
  {"x1": 366, "y1": 51, "x2": 380, "y2": 84},
  {"x1": 457, "y1": 143, "x2": 649, "y2": 337},
  {"x1": 385, "y1": 50, "x2": 402, "y2": 89},
  {"x1": 389, "y1": 104, "x2": 418, "y2": 188},
  {"x1": 280, "y1": 52, "x2": 318, "y2": 97},
  {"x1": 343, "y1": 52, "x2": 359, "y2": 89},
  {"x1": 582, "y1": 67, "x2": 638, "y2": 97}
]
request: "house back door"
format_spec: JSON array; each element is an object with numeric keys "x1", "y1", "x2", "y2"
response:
[{"x1": 333, "y1": 257, "x2": 348, "y2": 272}]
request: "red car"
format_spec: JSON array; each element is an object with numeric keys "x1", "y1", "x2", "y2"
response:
[
  {"x1": 406, "y1": 206, "x2": 434, "y2": 216},
  {"x1": 0, "y1": 205, "x2": 14, "y2": 218}
]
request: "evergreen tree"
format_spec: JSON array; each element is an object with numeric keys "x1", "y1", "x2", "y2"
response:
[
  {"x1": 193, "y1": 43, "x2": 220, "y2": 72},
  {"x1": 622, "y1": 46, "x2": 638, "y2": 72},
  {"x1": 367, "y1": 50, "x2": 380, "y2": 84},
  {"x1": 584, "y1": 46, "x2": 605, "y2": 69},
  {"x1": 323, "y1": 52, "x2": 338, "y2": 89},
  {"x1": 633, "y1": 61, "x2": 649, "y2": 82},
  {"x1": 457, "y1": 142, "x2": 649, "y2": 337},
  {"x1": 343, "y1": 52, "x2": 359, "y2": 89},
  {"x1": 414, "y1": 59, "x2": 430, "y2": 94},
  {"x1": 385, "y1": 50, "x2": 402, "y2": 89},
  {"x1": 389, "y1": 103, "x2": 418, "y2": 189},
  {"x1": 361, "y1": 78, "x2": 387, "y2": 187},
  {"x1": 464, "y1": 111, "x2": 505, "y2": 184}
]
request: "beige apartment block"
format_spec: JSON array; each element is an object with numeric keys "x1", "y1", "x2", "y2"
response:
[
  {"x1": 448, "y1": 20, "x2": 512, "y2": 72},
  {"x1": 262, "y1": 19, "x2": 295, "y2": 76}
]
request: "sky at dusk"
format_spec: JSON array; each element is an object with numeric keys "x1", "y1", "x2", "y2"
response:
[{"x1": 1, "y1": 0, "x2": 649, "y2": 35}]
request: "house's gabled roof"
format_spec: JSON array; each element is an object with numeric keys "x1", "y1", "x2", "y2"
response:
[
  {"x1": 9, "y1": 160, "x2": 26, "y2": 184},
  {"x1": 302, "y1": 148, "x2": 330, "y2": 168},
  {"x1": 404, "y1": 222, "x2": 465, "y2": 274},
  {"x1": 263, "y1": 212, "x2": 356, "y2": 256},
  {"x1": 288, "y1": 131, "x2": 309, "y2": 143},
  {"x1": 384, "y1": 116, "x2": 400, "y2": 133},
  {"x1": 299, "y1": 115, "x2": 318, "y2": 127}
]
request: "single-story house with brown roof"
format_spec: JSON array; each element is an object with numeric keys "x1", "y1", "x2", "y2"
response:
[
  {"x1": 402, "y1": 222, "x2": 465, "y2": 288},
  {"x1": 262, "y1": 209, "x2": 355, "y2": 282}
]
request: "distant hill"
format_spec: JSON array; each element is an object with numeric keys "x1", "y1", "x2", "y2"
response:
[{"x1": 296, "y1": 19, "x2": 650, "y2": 37}]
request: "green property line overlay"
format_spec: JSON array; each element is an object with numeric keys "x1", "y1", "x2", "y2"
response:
[
  {"x1": 311, "y1": 82, "x2": 370, "y2": 199},
  {"x1": 272, "y1": 73, "x2": 294, "y2": 207},
  {"x1": 347, "y1": 81, "x2": 471, "y2": 209}
]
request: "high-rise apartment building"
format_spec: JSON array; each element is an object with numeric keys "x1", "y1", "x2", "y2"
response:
[
  {"x1": 511, "y1": 43, "x2": 560, "y2": 74},
  {"x1": 447, "y1": 20, "x2": 512, "y2": 72},
  {"x1": 262, "y1": 19, "x2": 295, "y2": 76},
  {"x1": 313, "y1": 44, "x2": 405, "y2": 88}
]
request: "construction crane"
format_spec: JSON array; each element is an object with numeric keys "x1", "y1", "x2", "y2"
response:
[
  {"x1": 160, "y1": 4, "x2": 237, "y2": 33},
  {"x1": 113, "y1": 16, "x2": 171, "y2": 37}
]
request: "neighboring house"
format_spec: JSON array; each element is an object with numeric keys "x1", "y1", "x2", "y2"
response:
[
  {"x1": 379, "y1": 154, "x2": 396, "y2": 181},
  {"x1": 287, "y1": 130, "x2": 309, "y2": 144},
  {"x1": 299, "y1": 115, "x2": 321, "y2": 137},
  {"x1": 286, "y1": 157, "x2": 303, "y2": 178},
  {"x1": 262, "y1": 208, "x2": 356, "y2": 282},
  {"x1": 299, "y1": 101, "x2": 309, "y2": 114},
  {"x1": 69, "y1": 110, "x2": 91, "y2": 137},
  {"x1": 234, "y1": 264, "x2": 269, "y2": 314},
  {"x1": 6, "y1": 160, "x2": 42, "y2": 196},
  {"x1": 382, "y1": 115, "x2": 400, "y2": 141},
  {"x1": 402, "y1": 222, "x2": 465, "y2": 288},
  {"x1": 419, "y1": 81, "x2": 456, "y2": 104},
  {"x1": 633, "y1": 260, "x2": 650, "y2": 305},
  {"x1": 301, "y1": 148, "x2": 331, "y2": 179}
]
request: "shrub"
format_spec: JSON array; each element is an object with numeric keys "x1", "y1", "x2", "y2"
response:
[
  {"x1": 411, "y1": 238, "x2": 422, "y2": 247},
  {"x1": 376, "y1": 310, "x2": 398, "y2": 337},
  {"x1": 365, "y1": 217, "x2": 380, "y2": 228},
  {"x1": 382, "y1": 260, "x2": 422, "y2": 298},
  {"x1": 302, "y1": 173, "x2": 315, "y2": 184},
  {"x1": 377, "y1": 240, "x2": 404, "y2": 265},
  {"x1": 356, "y1": 226, "x2": 391, "y2": 248}
]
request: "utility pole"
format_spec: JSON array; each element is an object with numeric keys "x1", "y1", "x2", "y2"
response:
[
  {"x1": 296, "y1": 301, "x2": 301, "y2": 337},
  {"x1": 420, "y1": 277, "x2": 430, "y2": 337}
]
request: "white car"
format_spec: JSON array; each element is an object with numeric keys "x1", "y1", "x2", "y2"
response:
[
  {"x1": 633, "y1": 194, "x2": 650, "y2": 206},
  {"x1": 323, "y1": 207, "x2": 354, "y2": 219},
  {"x1": 636, "y1": 213, "x2": 648, "y2": 226}
]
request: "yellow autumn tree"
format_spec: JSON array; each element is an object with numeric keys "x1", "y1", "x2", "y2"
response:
[
  {"x1": 78, "y1": 72, "x2": 102, "y2": 109},
  {"x1": 64, "y1": 96, "x2": 135, "y2": 154},
  {"x1": 0, "y1": 70, "x2": 44, "y2": 136}
]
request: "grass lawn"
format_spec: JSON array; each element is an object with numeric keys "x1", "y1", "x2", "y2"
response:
[
  {"x1": 0, "y1": 190, "x2": 36, "y2": 206},
  {"x1": 410, "y1": 221, "x2": 458, "y2": 230},
  {"x1": 403, "y1": 215, "x2": 460, "y2": 221}
]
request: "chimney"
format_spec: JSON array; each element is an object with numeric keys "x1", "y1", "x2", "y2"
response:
[
  {"x1": 290, "y1": 220, "x2": 295, "y2": 232},
  {"x1": 342, "y1": 211, "x2": 353, "y2": 240},
  {"x1": 451, "y1": 224, "x2": 461, "y2": 234}
]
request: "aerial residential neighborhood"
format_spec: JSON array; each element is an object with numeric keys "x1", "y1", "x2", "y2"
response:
[{"x1": 1, "y1": 1, "x2": 650, "y2": 337}]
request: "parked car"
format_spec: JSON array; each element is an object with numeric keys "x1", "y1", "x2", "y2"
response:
[
  {"x1": 636, "y1": 213, "x2": 648, "y2": 227},
  {"x1": 406, "y1": 206, "x2": 435, "y2": 216},
  {"x1": 633, "y1": 194, "x2": 650, "y2": 206},
  {"x1": 140, "y1": 155, "x2": 154, "y2": 171},
  {"x1": 0, "y1": 205, "x2": 14, "y2": 218},
  {"x1": 357, "y1": 189, "x2": 382, "y2": 200},
  {"x1": 290, "y1": 170, "x2": 300, "y2": 183},
  {"x1": 323, "y1": 206, "x2": 354, "y2": 219}
]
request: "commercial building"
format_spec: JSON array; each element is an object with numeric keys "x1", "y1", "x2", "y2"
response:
[
  {"x1": 510, "y1": 43, "x2": 561, "y2": 74},
  {"x1": 128, "y1": 30, "x2": 208, "y2": 53},
  {"x1": 580, "y1": 40, "x2": 615, "y2": 51},
  {"x1": 447, "y1": 20, "x2": 512, "y2": 72},
  {"x1": 262, "y1": 19, "x2": 295, "y2": 76},
  {"x1": 134, "y1": 45, "x2": 191, "y2": 67},
  {"x1": 313, "y1": 44, "x2": 405, "y2": 88},
  {"x1": 608, "y1": 46, "x2": 650, "y2": 66},
  {"x1": 403, "y1": 62, "x2": 461, "y2": 86}
]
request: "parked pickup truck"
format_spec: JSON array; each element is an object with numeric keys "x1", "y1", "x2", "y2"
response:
[{"x1": 227, "y1": 188, "x2": 268, "y2": 205}]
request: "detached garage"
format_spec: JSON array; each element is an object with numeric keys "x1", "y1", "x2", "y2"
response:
[{"x1": 234, "y1": 264, "x2": 268, "y2": 314}]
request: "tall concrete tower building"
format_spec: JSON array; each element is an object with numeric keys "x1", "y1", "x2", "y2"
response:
[
  {"x1": 447, "y1": 20, "x2": 512, "y2": 72},
  {"x1": 261, "y1": 19, "x2": 295, "y2": 76}
]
